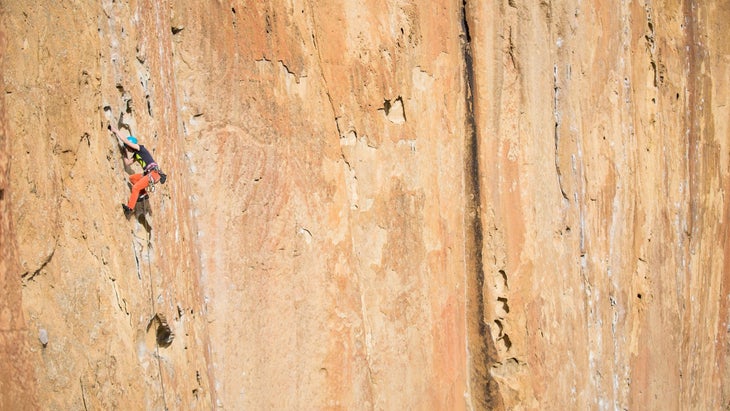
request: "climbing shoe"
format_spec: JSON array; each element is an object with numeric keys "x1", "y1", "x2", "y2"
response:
[
  {"x1": 122, "y1": 204, "x2": 133, "y2": 217},
  {"x1": 138, "y1": 192, "x2": 149, "y2": 201}
]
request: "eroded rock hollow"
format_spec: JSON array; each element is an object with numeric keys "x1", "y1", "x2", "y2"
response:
[{"x1": 1, "y1": 0, "x2": 729, "y2": 409}]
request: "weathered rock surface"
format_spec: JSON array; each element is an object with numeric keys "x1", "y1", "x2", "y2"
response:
[{"x1": 1, "y1": 0, "x2": 728, "y2": 409}]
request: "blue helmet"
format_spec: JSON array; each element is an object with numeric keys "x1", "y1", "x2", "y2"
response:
[{"x1": 128, "y1": 136, "x2": 138, "y2": 144}]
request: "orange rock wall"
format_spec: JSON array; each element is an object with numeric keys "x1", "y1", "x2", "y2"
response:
[
  {"x1": 466, "y1": 1, "x2": 730, "y2": 409},
  {"x1": 171, "y1": 1, "x2": 472, "y2": 408},
  {"x1": 1, "y1": 0, "x2": 728, "y2": 409},
  {"x1": 0, "y1": 25, "x2": 38, "y2": 410}
]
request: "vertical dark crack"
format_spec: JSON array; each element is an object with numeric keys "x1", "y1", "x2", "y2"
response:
[
  {"x1": 553, "y1": 65, "x2": 568, "y2": 201},
  {"x1": 644, "y1": 2, "x2": 663, "y2": 87},
  {"x1": 684, "y1": 0, "x2": 701, "y2": 239},
  {"x1": 461, "y1": 2, "x2": 504, "y2": 409},
  {"x1": 80, "y1": 377, "x2": 89, "y2": 411},
  {"x1": 461, "y1": 1, "x2": 472, "y2": 42}
]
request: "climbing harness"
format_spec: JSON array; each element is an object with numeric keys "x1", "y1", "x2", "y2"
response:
[
  {"x1": 143, "y1": 162, "x2": 167, "y2": 193},
  {"x1": 143, "y1": 162, "x2": 159, "y2": 174}
]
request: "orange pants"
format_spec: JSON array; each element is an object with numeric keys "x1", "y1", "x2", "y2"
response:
[{"x1": 127, "y1": 171, "x2": 160, "y2": 209}]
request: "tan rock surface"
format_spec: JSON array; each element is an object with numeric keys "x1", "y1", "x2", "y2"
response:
[
  {"x1": 467, "y1": 1, "x2": 730, "y2": 409},
  {"x1": 1, "y1": 0, "x2": 728, "y2": 409},
  {"x1": 0, "y1": 25, "x2": 38, "y2": 410}
]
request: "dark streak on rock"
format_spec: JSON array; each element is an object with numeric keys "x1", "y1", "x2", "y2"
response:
[{"x1": 461, "y1": 1, "x2": 505, "y2": 409}]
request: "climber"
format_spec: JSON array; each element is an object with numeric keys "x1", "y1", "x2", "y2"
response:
[{"x1": 109, "y1": 125, "x2": 167, "y2": 217}]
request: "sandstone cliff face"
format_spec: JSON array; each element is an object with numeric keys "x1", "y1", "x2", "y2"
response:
[
  {"x1": 467, "y1": 1, "x2": 730, "y2": 409},
  {"x1": 1, "y1": 0, "x2": 728, "y2": 410}
]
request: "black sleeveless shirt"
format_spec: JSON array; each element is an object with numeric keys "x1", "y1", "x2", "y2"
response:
[{"x1": 133, "y1": 145, "x2": 156, "y2": 170}]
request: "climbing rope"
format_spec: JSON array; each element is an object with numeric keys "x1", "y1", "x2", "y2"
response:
[{"x1": 142, "y1": 201, "x2": 169, "y2": 411}]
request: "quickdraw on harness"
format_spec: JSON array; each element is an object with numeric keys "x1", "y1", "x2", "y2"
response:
[{"x1": 143, "y1": 162, "x2": 167, "y2": 192}]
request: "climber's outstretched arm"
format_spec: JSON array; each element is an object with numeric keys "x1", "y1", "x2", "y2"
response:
[{"x1": 108, "y1": 125, "x2": 140, "y2": 151}]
